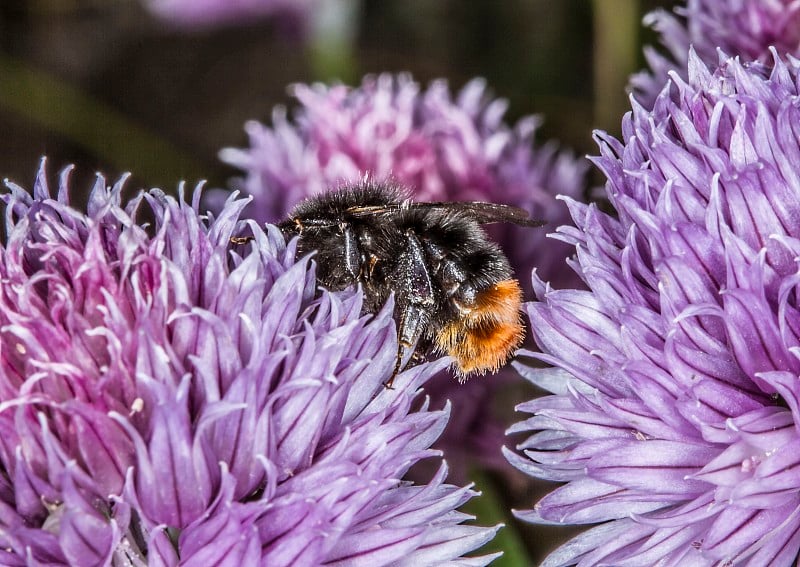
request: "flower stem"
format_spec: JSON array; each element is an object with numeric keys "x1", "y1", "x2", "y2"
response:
[
  {"x1": 464, "y1": 468, "x2": 532, "y2": 567},
  {"x1": 591, "y1": 0, "x2": 640, "y2": 134}
]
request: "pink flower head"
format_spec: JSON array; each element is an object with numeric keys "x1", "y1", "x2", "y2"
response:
[
  {"x1": 219, "y1": 73, "x2": 587, "y2": 290},
  {"x1": 0, "y1": 159, "x2": 499, "y2": 566},
  {"x1": 144, "y1": 0, "x2": 315, "y2": 31},
  {"x1": 633, "y1": 0, "x2": 800, "y2": 106},
  {"x1": 511, "y1": 50, "x2": 800, "y2": 566}
]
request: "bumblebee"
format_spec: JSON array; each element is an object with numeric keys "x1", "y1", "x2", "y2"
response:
[{"x1": 235, "y1": 182, "x2": 542, "y2": 387}]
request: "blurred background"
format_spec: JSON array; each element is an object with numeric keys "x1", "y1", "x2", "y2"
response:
[
  {"x1": 0, "y1": 0, "x2": 675, "y2": 196},
  {"x1": 0, "y1": 1, "x2": 677, "y2": 564}
]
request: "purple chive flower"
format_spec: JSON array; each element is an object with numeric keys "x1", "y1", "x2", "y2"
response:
[
  {"x1": 508, "y1": 50, "x2": 800, "y2": 565},
  {"x1": 0, "y1": 159, "x2": 500, "y2": 566},
  {"x1": 218, "y1": 73, "x2": 587, "y2": 291},
  {"x1": 632, "y1": 0, "x2": 800, "y2": 107},
  {"x1": 143, "y1": 0, "x2": 315, "y2": 31},
  {"x1": 217, "y1": 73, "x2": 587, "y2": 481}
]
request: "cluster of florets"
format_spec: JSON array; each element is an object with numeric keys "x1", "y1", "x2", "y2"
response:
[
  {"x1": 509, "y1": 50, "x2": 800, "y2": 566},
  {"x1": 0, "y1": 161, "x2": 498, "y2": 566},
  {"x1": 632, "y1": 0, "x2": 800, "y2": 105}
]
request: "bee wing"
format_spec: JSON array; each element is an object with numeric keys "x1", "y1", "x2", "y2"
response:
[
  {"x1": 346, "y1": 202, "x2": 546, "y2": 227},
  {"x1": 429, "y1": 202, "x2": 546, "y2": 227}
]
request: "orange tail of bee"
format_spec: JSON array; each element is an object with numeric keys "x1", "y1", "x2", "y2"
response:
[{"x1": 434, "y1": 279, "x2": 525, "y2": 380}]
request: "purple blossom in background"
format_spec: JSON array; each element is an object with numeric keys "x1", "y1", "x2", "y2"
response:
[
  {"x1": 144, "y1": 0, "x2": 315, "y2": 31},
  {"x1": 632, "y1": 0, "x2": 800, "y2": 107},
  {"x1": 218, "y1": 73, "x2": 587, "y2": 291},
  {"x1": 508, "y1": 50, "x2": 800, "y2": 565},
  {"x1": 0, "y1": 160, "x2": 500, "y2": 566},
  {"x1": 217, "y1": 73, "x2": 587, "y2": 480}
]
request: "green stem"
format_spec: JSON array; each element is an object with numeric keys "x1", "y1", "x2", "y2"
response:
[
  {"x1": 307, "y1": 0, "x2": 360, "y2": 82},
  {"x1": 591, "y1": 0, "x2": 640, "y2": 134},
  {"x1": 464, "y1": 468, "x2": 532, "y2": 566}
]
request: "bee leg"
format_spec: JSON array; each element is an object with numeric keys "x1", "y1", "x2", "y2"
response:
[
  {"x1": 384, "y1": 231, "x2": 434, "y2": 389},
  {"x1": 342, "y1": 224, "x2": 361, "y2": 280},
  {"x1": 230, "y1": 235, "x2": 255, "y2": 245},
  {"x1": 410, "y1": 350, "x2": 426, "y2": 363},
  {"x1": 385, "y1": 304, "x2": 428, "y2": 389}
]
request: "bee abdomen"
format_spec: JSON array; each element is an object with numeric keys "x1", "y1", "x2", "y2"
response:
[{"x1": 434, "y1": 279, "x2": 524, "y2": 381}]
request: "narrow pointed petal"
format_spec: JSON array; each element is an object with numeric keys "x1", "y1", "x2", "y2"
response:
[
  {"x1": 511, "y1": 48, "x2": 800, "y2": 565},
  {"x1": 0, "y1": 163, "x2": 494, "y2": 565}
]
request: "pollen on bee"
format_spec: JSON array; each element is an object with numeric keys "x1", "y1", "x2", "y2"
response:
[{"x1": 435, "y1": 279, "x2": 525, "y2": 380}]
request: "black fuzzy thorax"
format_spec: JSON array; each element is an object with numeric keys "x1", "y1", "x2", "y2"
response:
[{"x1": 279, "y1": 183, "x2": 514, "y2": 340}]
